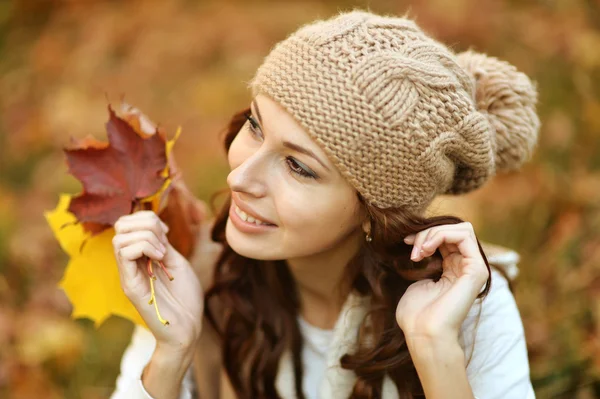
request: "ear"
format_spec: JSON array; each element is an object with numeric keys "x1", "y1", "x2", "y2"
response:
[{"x1": 361, "y1": 217, "x2": 371, "y2": 234}]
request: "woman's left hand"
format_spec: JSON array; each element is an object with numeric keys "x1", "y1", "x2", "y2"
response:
[{"x1": 396, "y1": 222, "x2": 490, "y2": 343}]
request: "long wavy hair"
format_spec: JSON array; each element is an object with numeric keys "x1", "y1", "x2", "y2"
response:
[{"x1": 205, "y1": 108, "x2": 505, "y2": 398}]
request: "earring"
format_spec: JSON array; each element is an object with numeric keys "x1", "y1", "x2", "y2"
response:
[{"x1": 365, "y1": 232, "x2": 372, "y2": 242}]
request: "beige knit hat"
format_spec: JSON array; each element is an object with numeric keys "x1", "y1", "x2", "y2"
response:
[{"x1": 249, "y1": 10, "x2": 540, "y2": 213}]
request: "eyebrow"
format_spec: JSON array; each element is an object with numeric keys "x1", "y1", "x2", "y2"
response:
[{"x1": 251, "y1": 100, "x2": 331, "y2": 172}]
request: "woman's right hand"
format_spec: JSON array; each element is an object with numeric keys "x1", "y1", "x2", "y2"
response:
[{"x1": 112, "y1": 210, "x2": 204, "y2": 354}]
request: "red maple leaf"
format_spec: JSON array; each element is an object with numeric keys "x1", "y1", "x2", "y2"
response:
[{"x1": 65, "y1": 105, "x2": 168, "y2": 235}]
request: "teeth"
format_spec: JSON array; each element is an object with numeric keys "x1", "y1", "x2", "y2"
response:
[{"x1": 235, "y1": 205, "x2": 270, "y2": 225}]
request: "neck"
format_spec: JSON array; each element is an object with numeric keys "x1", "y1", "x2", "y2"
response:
[{"x1": 286, "y1": 228, "x2": 363, "y2": 330}]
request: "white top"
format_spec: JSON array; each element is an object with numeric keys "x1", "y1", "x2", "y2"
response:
[
  {"x1": 110, "y1": 265, "x2": 536, "y2": 398},
  {"x1": 297, "y1": 316, "x2": 335, "y2": 399}
]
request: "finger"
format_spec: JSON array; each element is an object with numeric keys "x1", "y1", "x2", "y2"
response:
[
  {"x1": 419, "y1": 229, "x2": 462, "y2": 260},
  {"x1": 410, "y1": 229, "x2": 432, "y2": 261},
  {"x1": 420, "y1": 229, "x2": 479, "y2": 261},
  {"x1": 115, "y1": 215, "x2": 168, "y2": 239},
  {"x1": 114, "y1": 248, "x2": 140, "y2": 282},
  {"x1": 116, "y1": 257, "x2": 152, "y2": 302},
  {"x1": 419, "y1": 228, "x2": 437, "y2": 253},
  {"x1": 409, "y1": 223, "x2": 473, "y2": 260},
  {"x1": 418, "y1": 228, "x2": 451, "y2": 259},
  {"x1": 121, "y1": 211, "x2": 170, "y2": 233},
  {"x1": 119, "y1": 241, "x2": 165, "y2": 263},
  {"x1": 127, "y1": 211, "x2": 170, "y2": 231},
  {"x1": 160, "y1": 241, "x2": 187, "y2": 273},
  {"x1": 112, "y1": 230, "x2": 167, "y2": 254}
]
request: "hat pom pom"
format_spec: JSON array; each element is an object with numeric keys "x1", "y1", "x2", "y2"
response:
[{"x1": 457, "y1": 50, "x2": 541, "y2": 173}]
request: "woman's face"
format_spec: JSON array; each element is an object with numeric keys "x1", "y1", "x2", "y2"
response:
[{"x1": 225, "y1": 94, "x2": 365, "y2": 261}]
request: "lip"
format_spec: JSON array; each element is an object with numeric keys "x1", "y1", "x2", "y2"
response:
[
  {"x1": 231, "y1": 192, "x2": 277, "y2": 226},
  {"x1": 229, "y1": 203, "x2": 278, "y2": 234}
]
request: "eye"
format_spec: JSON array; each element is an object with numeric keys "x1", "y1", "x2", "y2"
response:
[
  {"x1": 244, "y1": 112, "x2": 262, "y2": 139},
  {"x1": 243, "y1": 111, "x2": 317, "y2": 180},
  {"x1": 286, "y1": 157, "x2": 316, "y2": 179}
]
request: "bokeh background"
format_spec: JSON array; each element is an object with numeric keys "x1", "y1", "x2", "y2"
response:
[{"x1": 1, "y1": 0, "x2": 599, "y2": 398}]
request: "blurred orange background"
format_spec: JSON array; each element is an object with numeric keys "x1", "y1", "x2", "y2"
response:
[{"x1": 1, "y1": 0, "x2": 599, "y2": 398}]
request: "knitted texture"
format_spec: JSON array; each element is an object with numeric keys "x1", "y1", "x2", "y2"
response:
[{"x1": 249, "y1": 10, "x2": 540, "y2": 212}]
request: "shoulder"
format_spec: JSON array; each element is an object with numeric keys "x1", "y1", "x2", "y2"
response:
[
  {"x1": 460, "y1": 266, "x2": 523, "y2": 343},
  {"x1": 188, "y1": 217, "x2": 224, "y2": 289},
  {"x1": 459, "y1": 242, "x2": 536, "y2": 399},
  {"x1": 461, "y1": 241, "x2": 524, "y2": 341},
  {"x1": 481, "y1": 241, "x2": 521, "y2": 280}
]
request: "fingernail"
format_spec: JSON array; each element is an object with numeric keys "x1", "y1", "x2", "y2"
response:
[
  {"x1": 155, "y1": 248, "x2": 164, "y2": 257},
  {"x1": 411, "y1": 247, "x2": 418, "y2": 259},
  {"x1": 159, "y1": 243, "x2": 166, "y2": 252}
]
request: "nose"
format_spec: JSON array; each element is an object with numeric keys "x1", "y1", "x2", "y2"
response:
[{"x1": 226, "y1": 152, "x2": 268, "y2": 199}]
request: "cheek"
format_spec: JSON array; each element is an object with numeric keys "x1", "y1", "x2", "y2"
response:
[{"x1": 278, "y1": 189, "x2": 360, "y2": 247}]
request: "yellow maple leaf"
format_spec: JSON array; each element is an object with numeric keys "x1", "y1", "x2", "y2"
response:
[{"x1": 45, "y1": 194, "x2": 146, "y2": 328}]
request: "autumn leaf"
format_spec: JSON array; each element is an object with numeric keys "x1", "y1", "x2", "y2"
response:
[
  {"x1": 45, "y1": 104, "x2": 183, "y2": 327},
  {"x1": 65, "y1": 105, "x2": 168, "y2": 235}
]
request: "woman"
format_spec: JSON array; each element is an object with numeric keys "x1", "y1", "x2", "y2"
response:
[{"x1": 110, "y1": 10, "x2": 539, "y2": 399}]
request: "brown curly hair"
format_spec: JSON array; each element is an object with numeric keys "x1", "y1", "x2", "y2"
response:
[{"x1": 204, "y1": 108, "x2": 497, "y2": 398}]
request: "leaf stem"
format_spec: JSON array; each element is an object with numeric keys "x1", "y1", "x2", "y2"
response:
[
  {"x1": 146, "y1": 257, "x2": 156, "y2": 279},
  {"x1": 158, "y1": 260, "x2": 174, "y2": 281},
  {"x1": 147, "y1": 259, "x2": 169, "y2": 326}
]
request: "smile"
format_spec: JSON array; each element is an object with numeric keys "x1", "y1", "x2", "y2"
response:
[
  {"x1": 234, "y1": 205, "x2": 272, "y2": 226},
  {"x1": 229, "y1": 203, "x2": 278, "y2": 234}
]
